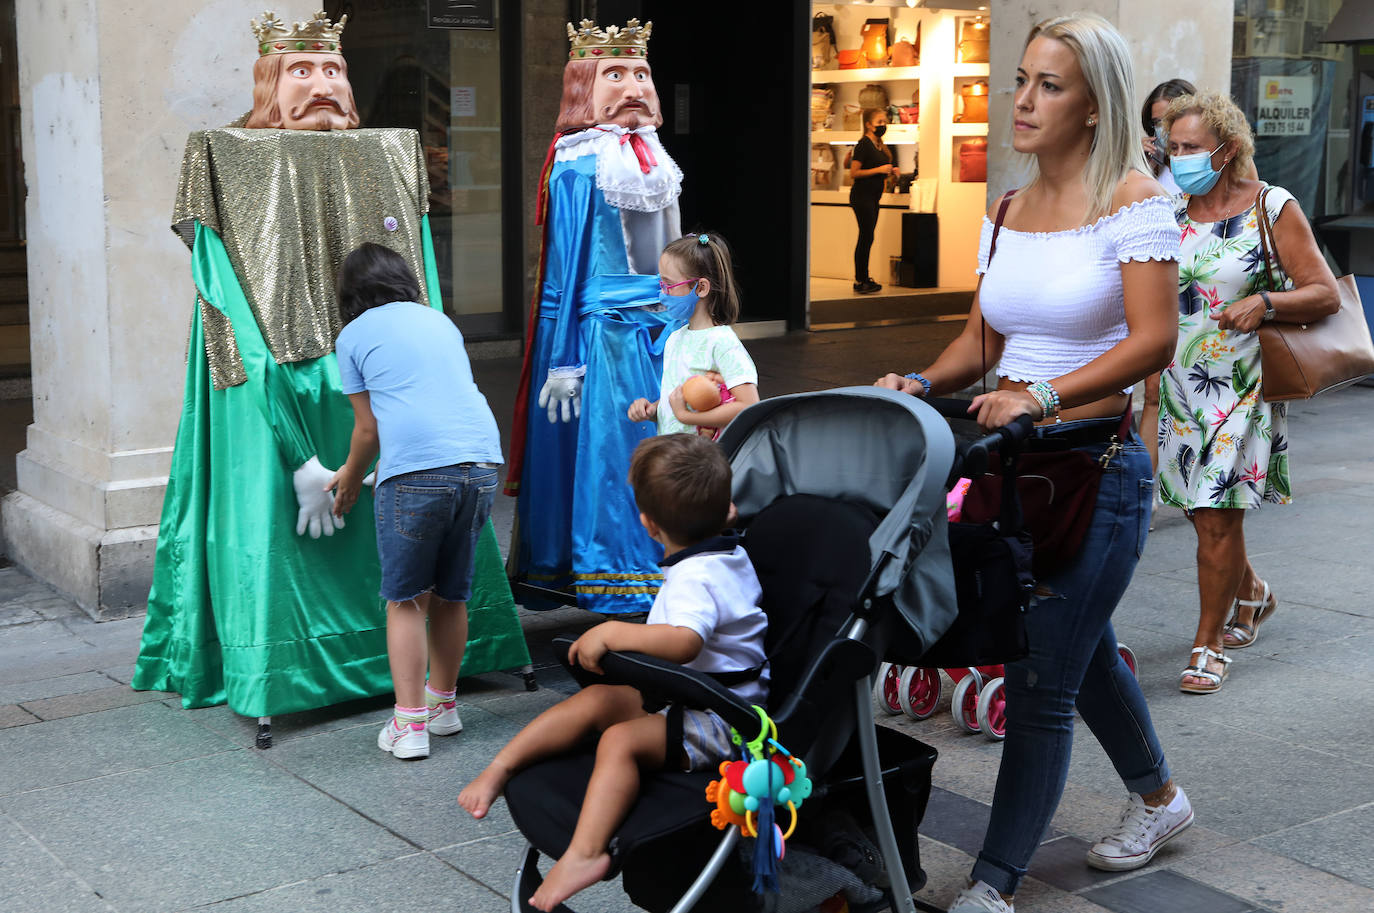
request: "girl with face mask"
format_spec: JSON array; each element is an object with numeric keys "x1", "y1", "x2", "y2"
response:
[
  {"x1": 1155, "y1": 91, "x2": 1339, "y2": 698},
  {"x1": 627, "y1": 231, "x2": 759, "y2": 438},
  {"x1": 849, "y1": 108, "x2": 896, "y2": 294}
]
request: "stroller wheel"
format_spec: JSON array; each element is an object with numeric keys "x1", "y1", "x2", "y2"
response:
[
  {"x1": 977, "y1": 677, "x2": 1008, "y2": 741},
  {"x1": 898, "y1": 666, "x2": 941, "y2": 720},
  {"x1": 1117, "y1": 643, "x2": 1139, "y2": 679},
  {"x1": 951, "y1": 674, "x2": 981, "y2": 733},
  {"x1": 874, "y1": 663, "x2": 905, "y2": 715}
]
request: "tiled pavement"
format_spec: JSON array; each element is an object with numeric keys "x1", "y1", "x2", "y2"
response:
[{"x1": 3, "y1": 324, "x2": 1373, "y2": 912}]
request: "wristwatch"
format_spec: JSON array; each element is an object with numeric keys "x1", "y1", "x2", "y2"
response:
[{"x1": 1259, "y1": 290, "x2": 1276, "y2": 322}]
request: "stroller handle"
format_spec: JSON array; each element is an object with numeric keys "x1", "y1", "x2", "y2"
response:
[{"x1": 924, "y1": 397, "x2": 1034, "y2": 484}]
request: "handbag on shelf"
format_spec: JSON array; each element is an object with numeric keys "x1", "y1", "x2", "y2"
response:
[{"x1": 1254, "y1": 185, "x2": 1374, "y2": 401}]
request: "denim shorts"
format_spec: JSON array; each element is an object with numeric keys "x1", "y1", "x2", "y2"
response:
[{"x1": 373, "y1": 463, "x2": 499, "y2": 603}]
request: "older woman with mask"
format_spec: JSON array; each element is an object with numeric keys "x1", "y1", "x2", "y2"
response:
[{"x1": 1157, "y1": 91, "x2": 1339, "y2": 694}]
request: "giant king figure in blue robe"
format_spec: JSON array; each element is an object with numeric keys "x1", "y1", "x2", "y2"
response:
[{"x1": 506, "y1": 18, "x2": 688, "y2": 613}]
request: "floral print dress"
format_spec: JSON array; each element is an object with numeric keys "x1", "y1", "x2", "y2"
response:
[{"x1": 1157, "y1": 185, "x2": 1294, "y2": 510}]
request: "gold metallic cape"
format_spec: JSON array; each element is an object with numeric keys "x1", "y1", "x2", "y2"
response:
[{"x1": 173, "y1": 127, "x2": 432, "y2": 388}]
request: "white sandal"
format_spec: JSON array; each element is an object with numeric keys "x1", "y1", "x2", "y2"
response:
[
  {"x1": 1179, "y1": 646, "x2": 1231, "y2": 694},
  {"x1": 1223, "y1": 580, "x2": 1277, "y2": 650}
]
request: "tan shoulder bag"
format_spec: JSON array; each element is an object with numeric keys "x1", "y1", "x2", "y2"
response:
[{"x1": 1254, "y1": 186, "x2": 1374, "y2": 401}]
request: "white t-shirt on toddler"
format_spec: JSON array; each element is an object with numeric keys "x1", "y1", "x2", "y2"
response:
[{"x1": 646, "y1": 533, "x2": 769, "y2": 707}]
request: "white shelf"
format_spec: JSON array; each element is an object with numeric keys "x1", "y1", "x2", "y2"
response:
[
  {"x1": 951, "y1": 63, "x2": 991, "y2": 77},
  {"x1": 948, "y1": 122, "x2": 988, "y2": 136},
  {"x1": 812, "y1": 125, "x2": 919, "y2": 145},
  {"x1": 812, "y1": 65, "x2": 922, "y2": 83}
]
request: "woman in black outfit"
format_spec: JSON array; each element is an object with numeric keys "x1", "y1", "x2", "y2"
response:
[{"x1": 850, "y1": 107, "x2": 895, "y2": 294}]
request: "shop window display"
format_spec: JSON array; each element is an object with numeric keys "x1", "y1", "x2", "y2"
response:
[{"x1": 808, "y1": 1, "x2": 991, "y2": 301}]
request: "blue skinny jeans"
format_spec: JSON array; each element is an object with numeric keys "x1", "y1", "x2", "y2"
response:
[{"x1": 971, "y1": 424, "x2": 1170, "y2": 896}]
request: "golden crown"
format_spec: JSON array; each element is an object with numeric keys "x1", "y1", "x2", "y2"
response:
[
  {"x1": 566, "y1": 18, "x2": 652, "y2": 61},
  {"x1": 252, "y1": 10, "x2": 347, "y2": 57}
]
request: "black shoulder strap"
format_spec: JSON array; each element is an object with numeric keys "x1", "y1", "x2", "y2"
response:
[
  {"x1": 981, "y1": 188, "x2": 1018, "y2": 394},
  {"x1": 989, "y1": 188, "x2": 1018, "y2": 262}
]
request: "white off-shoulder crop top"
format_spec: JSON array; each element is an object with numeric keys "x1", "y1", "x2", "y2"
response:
[{"x1": 976, "y1": 195, "x2": 1180, "y2": 387}]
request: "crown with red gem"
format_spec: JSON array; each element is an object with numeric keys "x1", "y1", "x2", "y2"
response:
[
  {"x1": 252, "y1": 10, "x2": 347, "y2": 57},
  {"x1": 566, "y1": 18, "x2": 652, "y2": 62}
]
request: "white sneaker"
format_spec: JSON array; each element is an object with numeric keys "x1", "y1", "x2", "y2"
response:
[
  {"x1": 1087, "y1": 787, "x2": 1194, "y2": 871},
  {"x1": 428, "y1": 701, "x2": 463, "y2": 736},
  {"x1": 377, "y1": 718, "x2": 429, "y2": 759},
  {"x1": 947, "y1": 881, "x2": 1014, "y2": 913}
]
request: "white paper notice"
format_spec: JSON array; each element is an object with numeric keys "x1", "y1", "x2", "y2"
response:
[{"x1": 452, "y1": 86, "x2": 476, "y2": 118}]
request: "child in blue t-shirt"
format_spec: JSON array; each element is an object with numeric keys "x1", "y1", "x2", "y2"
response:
[{"x1": 328, "y1": 242, "x2": 503, "y2": 762}]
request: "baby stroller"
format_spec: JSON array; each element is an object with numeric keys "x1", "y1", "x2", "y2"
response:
[
  {"x1": 871, "y1": 397, "x2": 1141, "y2": 741},
  {"x1": 501, "y1": 387, "x2": 1017, "y2": 913}
]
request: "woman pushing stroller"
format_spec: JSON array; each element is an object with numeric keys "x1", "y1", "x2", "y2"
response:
[{"x1": 877, "y1": 14, "x2": 1192, "y2": 913}]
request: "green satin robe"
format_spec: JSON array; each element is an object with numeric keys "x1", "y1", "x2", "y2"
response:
[{"x1": 132, "y1": 220, "x2": 529, "y2": 717}]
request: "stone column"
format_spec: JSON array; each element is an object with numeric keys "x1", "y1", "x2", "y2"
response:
[
  {"x1": 987, "y1": 1, "x2": 1234, "y2": 201},
  {"x1": 1, "y1": 1, "x2": 255, "y2": 618}
]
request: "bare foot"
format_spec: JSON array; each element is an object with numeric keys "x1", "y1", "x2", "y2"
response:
[
  {"x1": 457, "y1": 764, "x2": 509, "y2": 819},
  {"x1": 529, "y1": 849, "x2": 611, "y2": 911}
]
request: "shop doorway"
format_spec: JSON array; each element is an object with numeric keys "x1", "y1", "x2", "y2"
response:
[
  {"x1": 591, "y1": 0, "x2": 811, "y2": 330},
  {"x1": 324, "y1": 0, "x2": 523, "y2": 340},
  {"x1": 0, "y1": 0, "x2": 29, "y2": 498}
]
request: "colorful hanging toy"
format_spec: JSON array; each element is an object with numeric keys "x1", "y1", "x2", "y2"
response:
[{"x1": 704, "y1": 706, "x2": 812, "y2": 893}]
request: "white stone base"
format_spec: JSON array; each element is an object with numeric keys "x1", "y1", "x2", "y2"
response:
[{"x1": 1, "y1": 490, "x2": 158, "y2": 621}]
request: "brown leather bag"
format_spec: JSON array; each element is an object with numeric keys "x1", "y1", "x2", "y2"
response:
[{"x1": 1254, "y1": 186, "x2": 1374, "y2": 401}]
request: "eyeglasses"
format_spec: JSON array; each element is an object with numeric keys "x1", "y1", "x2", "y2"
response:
[{"x1": 658, "y1": 277, "x2": 700, "y2": 292}]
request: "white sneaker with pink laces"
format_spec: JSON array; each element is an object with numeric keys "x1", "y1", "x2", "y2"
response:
[
  {"x1": 377, "y1": 717, "x2": 429, "y2": 759},
  {"x1": 428, "y1": 700, "x2": 463, "y2": 736}
]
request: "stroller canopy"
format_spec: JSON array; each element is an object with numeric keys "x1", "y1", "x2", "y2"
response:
[{"x1": 718, "y1": 386, "x2": 959, "y2": 660}]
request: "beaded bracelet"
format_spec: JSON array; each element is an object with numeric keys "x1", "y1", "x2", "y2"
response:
[
  {"x1": 1026, "y1": 380, "x2": 1061, "y2": 422},
  {"x1": 904, "y1": 372, "x2": 932, "y2": 397}
]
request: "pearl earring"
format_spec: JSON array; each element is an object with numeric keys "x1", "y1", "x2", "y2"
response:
[{"x1": 1086, "y1": 116, "x2": 1097, "y2": 126}]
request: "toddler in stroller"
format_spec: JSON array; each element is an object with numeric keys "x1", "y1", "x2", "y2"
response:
[
  {"x1": 487, "y1": 387, "x2": 991, "y2": 913},
  {"x1": 459, "y1": 433, "x2": 768, "y2": 911}
]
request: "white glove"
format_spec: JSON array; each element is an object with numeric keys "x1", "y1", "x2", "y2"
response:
[
  {"x1": 293, "y1": 455, "x2": 345, "y2": 539},
  {"x1": 538, "y1": 374, "x2": 584, "y2": 424}
]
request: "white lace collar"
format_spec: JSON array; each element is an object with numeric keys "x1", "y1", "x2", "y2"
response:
[{"x1": 554, "y1": 125, "x2": 683, "y2": 214}]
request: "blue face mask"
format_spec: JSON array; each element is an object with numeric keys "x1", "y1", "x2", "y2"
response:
[
  {"x1": 658, "y1": 282, "x2": 699, "y2": 322},
  {"x1": 1170, "y1": 142, "x2": 1225, "y2": 195}
]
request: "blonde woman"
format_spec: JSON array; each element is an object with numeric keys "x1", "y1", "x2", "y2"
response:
[
  {"x1": 1158, "y1": 91, "x2": 1339, "y2": 694},
  {"x1": 877, "y1": 15, "x2": 1190, "y2": 911}
]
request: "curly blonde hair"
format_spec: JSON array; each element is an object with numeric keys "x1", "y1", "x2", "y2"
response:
[{"x1": 1162, "y1": 91, "x2": 1254, "y2": 177}]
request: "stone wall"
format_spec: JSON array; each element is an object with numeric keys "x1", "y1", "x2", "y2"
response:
[
  {"x1": 2, "y1": 0, "x2": 263, "y2": 616},
  {"x1": 987, "y1": 1, "x2": 1234, "y2": 203}
]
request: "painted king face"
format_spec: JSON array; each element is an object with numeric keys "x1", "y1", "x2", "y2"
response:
[
  {"x1": 589, "y1": 57, "x2": 661, "y2": 129},
  {"x1": 275, "y1": 52, "x2": 356, "y2": 131}
]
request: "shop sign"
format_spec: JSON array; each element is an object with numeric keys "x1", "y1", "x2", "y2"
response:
[
  {"x1": 1256, "y1": 75, "x2": 1313, "y2": 137},
  {"x1": 428, "y1": 0, "x2": 494, "y2": 30}
]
